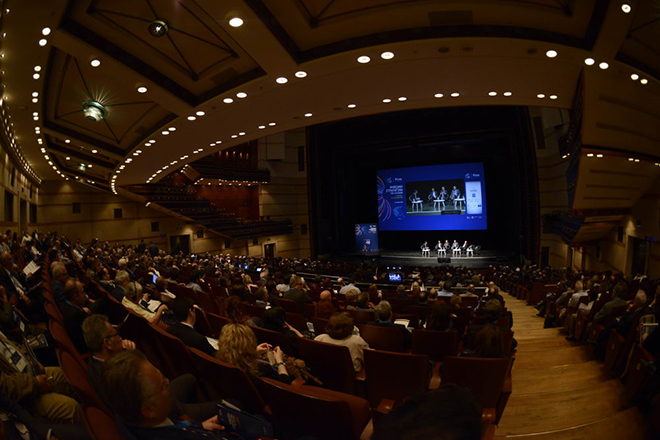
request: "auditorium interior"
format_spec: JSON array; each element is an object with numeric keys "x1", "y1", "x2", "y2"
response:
[{"x1": 1, "y1": 0, "x2": 660, "y2": 439}]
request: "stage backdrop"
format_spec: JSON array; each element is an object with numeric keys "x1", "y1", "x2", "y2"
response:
[
  {"x1": 355, "y1": 224, "x2": 379, "y2": 254},
  {"x1": 377, "y1": 163, "x2": 486, "y2": 231}
]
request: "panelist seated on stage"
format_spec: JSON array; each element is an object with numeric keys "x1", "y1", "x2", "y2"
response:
[
  {"x1": 439, "y1": 187, "x2": 448, "y2": 200},
  {"x1": 428, "y1": 188, "x2": 439, "y2": 201},
  {"x1": 409, "y1": 190, "x2": 421, "y2": 203},
  {"x1": 449, "y1": 186, "x2": 461, "y2": 200}
]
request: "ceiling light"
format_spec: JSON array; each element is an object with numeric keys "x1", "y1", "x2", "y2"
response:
[
  {"x1": 503, "y1": 92, "x2": 512, "y2": 96},
  {"x1": 42, "y1": 28, "x2": 51, "y2": 36},
  {"x1": 634, "y1": 159, "x2": 640, "y2": 162},
  {"x1": 276, "y1": 77, "x2": 288, "y2": 84},
  {"x1": 34, "y1": 65, "x2": 42, "y2": 72},
  {"x1": 168, "y1": 127, "x2": 176, "y2": 131},
  {"x1": 545, "y1": 50, "x2": 557, "y2": 58},
  {"x1": 537, "y1": 94, "x2": 545, "y2": 98},
  {"x1": 258, "y1": 125, "x2": 265, "y2": 129},
  {"x1": 91, "y1": 149, "x2": 98, "y2": 153},
  {"x1": 187, "y1": 116, "x2": 196, "y2": 121},
  {"x1": 488, "y1": 91, "x2": 497, "y2": 96},
  {"x1": 304, "y1": 113, "x2": 312, "y2": 117},
  {"x1": 228, "y1": 17, "x2": 243, "y2": 27},
  {"x1": 88, "y1": 164, "x2": 93, "y2": 168},
  {"x1": 357, "y1": 56, "x2": 370, "y2": 64},
  {"x1": 628, "y1": 158, "x2": 634, "y2": 161},
  {"x1": 239, "y1": 132, "x2": 245, "y2": 136},
  {"x1": 38, "y1": 39, "x2": 47, "y2": 47},
  {"x1": 381, "y1": 51, "x2": 394, "y2": 60},
  {"x1": 32, "y1": 98, "x2": 38, "y2": 103},
  {"x1": 434, "y1": 93, "x2": 443, "y2": 98},
  {"x1": 236, "y1": 92, "x2": 247, "y2": 98},
  {"x1": 65, "y1": 139, "x2": 70, "y2": 143},
  {"x1": 347, "y1": 104, "x2": 357, "y2": 108},
  {"x1": 640, "y1": 79, "x2": 648, "y2": 85},
  {"x1": 65, "y1": 157, "x2": 70, "y2": 160},
  {"x1": 584, "y1": 58, "x2": 595, "y2": 66},
  {"x1": 82, "y1": 101, "x2": 107, "y2": 122},
  {"x1": 90, "y1": 59, "x2": 101, "y2": 67},
  {"x1": 161, "y1": 131, "x2": 169, "y2": 135},
  {"x1": 550, "y1": 95, "x2": 558, "y2": 99},
  {"x1": 397, "y1": 97, "x2": 407, "y2": 101},
  {"x1": 599, "y1": 62, "x2": 609, "y2": 70},
  {"x1": 32, "y1": 92, "x2": 38, "y2": 97},
  {"x1": 210, "y1": 143, "x2": 216, "y2": 147},
  {"x1": 587, "y1": 153, "x2": 594, "y2": 157},
  {"x1": 631, "y1": 73, "x2": 639, "y2": 80},
  {"x1": 450, "y1": 93, "x2": 460, "y2": 97},
  {"x1": 295, "y1": 71, "x2": 307, "y2": 78},
  {"x1": 596, "y1": 154, "x2": 603, "y2": 158},
  {"x1": 148, "y1": 20, "x2": 169, "y2": 37},
  {"x1": 223, "y1": 98, "x2": 233, "y2": 104},
  {"x1": 268, "y1": 122, "x2": 276, "y2": 126},
  {"x1": 231, "y1": 134, "x2": 238, "y2": 138},
  {"x1": 621, "y1": 4, "x2": 631, "y2": 13},
  {"x1": 33, "y1": 73, "x2": 40, "y2": 80}
]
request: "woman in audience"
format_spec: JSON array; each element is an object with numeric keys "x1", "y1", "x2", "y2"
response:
[
  {"x1": 346, "y1": 291, "x2": 373, "y2": 312},
  {"x1": 314, "y1": 312, "x2": 369, "y2": 372},
  {"x1": 121, "y1": 281, "x2": 167, "y2": 325},
  {"x1": 450, "y1": 295, "x2": 462, "y2": 310},
  {"x1": 222, "y1": 295, "x2": 251, "y2": 325},
  {"x1": 216, "y1": 323, "x2": 292, "y2": 384},
  {"x1": 467, "y1": 324, "x2": 504, "y2": 358},
  {"x1": 426, "y1": 302, "x2": 453, "y2": 331}
]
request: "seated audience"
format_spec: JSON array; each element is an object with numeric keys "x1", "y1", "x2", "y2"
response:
[
  {"x1": 314, "y1": 312, "x2": 369, "y2": 372},
  {"x1": 222, "y1": 295, "x2": 252, "y2": 324},
  {"x1": 284, "y1": 276, "x2": 313, "y2": 313},
  {"x1": 261, "y1": 306, "x2": 303, "y2": 356},
  {"x1": 216, "y1": 323, "x2": 292, "y2": 384},
  {"x1": 426, "y1": 302, "x2": 453, "y2": 332},
  {"x1": 463, "y1": 324, "x2": 503, "y2": 358},
  {"x1": 186, "y1": 271, "x2": 203, "y2": 292},
  {"x1": 316, "y1": 290, "x2": 337, "y2": 319},
  {"x1": 167, "y1": 296, "x2": 216, "y2": 356},
  {"x1": 102, "y1": 350, "x2": 226, "y2": 439},
  {"x1": 122, "y1": 281, "x2": 167, "y2": 325},
  {"x1": 61, "y1": 279, "x2": 92, "y2": 353},
  {"x1": 438, "y1": 281, "x2": 453, "y2": 298},
  {"x1": 112, "y1": 269, "x2": 130, "y2": 302},
  {"x1": 347, "y1": 291, "x2": 374, "y2": 313},
  {"x1": 368, "y1": 301, "x2": 411, "y2": 350}
]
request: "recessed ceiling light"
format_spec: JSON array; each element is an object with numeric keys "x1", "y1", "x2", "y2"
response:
[
  {"x1": 187, "y1": 116, "x2": 196, "y2": 121},
  {"x1": 584, "y1": 58, "x2": 595, "y2": 66},
  {"x1": 65, "y1": 157, "x2": 70, "y2": 160},
  {"x1": 92, "y1": 149, "x2": 98, "y2": 153},
  {"x1": 33, "y1": 73, "x2": 40, "y2": 80},
  {"x1": 32, "y1": 92, "x2": 38, "y2": 97},
  {"x1": 88, "y1": 164, "x2": 93, "y2": 168},
  {"x1": 397, "y1": 97, "x2": 407, "y2": 101},
  {"x1": 223, "y1": 98, "x2": 233, "y2": 104},
  {"x1": 136, "y1": 150, "x2": 141, "y2": 154},
  {"x1": 631, "y1": 73, "x2": 639, "y2": 80},
  {"x1": 537, "y1": 94, "x2": 545, "y2": 98},
  {"x1": 549, "y1": 95, "x2": 558, "y2": 99},
  {"x1": 596, "y1": 154, "x2": 603, "y2": 158},
  {"x1": 238, "y1": 132, "x2": 245, "y2": 136},
  {"x1": 304, "y1": 113, "x2": 312, "y2": 117},
  {"x1": 640, "y1": 79, "x2": 648, "y2": 85},
  {"x1": 210, "y1": 143, "x2": 216, "y2": 147},
  {"x1": 38, "y1": 39, "x2": 47, "y2": 47},
  {"x1": 236, "y1": 92, "x2": 247, "y2": 98},
  {"x1": 295, "y1": 71, "x2": 307, "y2": 78},
  {"x1": 503, "y1": 91, "x2": 512, "y2": 96},
  {"x1": 621, "y1": 4, "x2": 631, "y2": 13},
  {"x1": 488, "y1": 91, "x2": 497, "y2": 96},
  {"x1": 195, "y1": 111, "x2": 205, "y2": 117},
  {"x1": 231, "y1": 134, "x2": 238, "y2": 138},
  {"x1": 168, "y1": 127, "x2": 176, "y2": 131},
  {"x1": 587, "y1": 153, "x2": 594, "y2": 157},
  {"x1": 258, "y1": 125, "x2": 265, "y2": 129},
  {"x1": 545, "y1": 50, "x2": 557, "y2": 58},
  {"x1": 268, "y1": 122, "x2": 276, "y2": 126},
  {"x1": 228, "y1": 17, "x2": 243, "y2": 27},
  {"x1": 137, "y1": 86, "x2": 147, "y2": 93},
  {"x1": 381, "y1": 51, "x2": 394, "y2": 60},
  {"x1": 32, "y1": 98, "x2": 38, "y2": 103},
  {"x1": 357, "y1": 56, "x2": 370, "y2": 64},
  {"x1": 634, "y1": 159, "x2": 640, "y2": 162},
  {"x1": 383, "y1": 98, "x2": 392, "y2": 103},
  {"x1": 450, "y1": 92, "x2": 460, "y2": 97},
  {"x1": 65, "y1": 139, "x2": 70, "y2": 143},
  {"x1": 161, "y1": 131, "x2": 169, "y2": 135},
  {"x1": 42, "y1": 27, "x2": 51, "y2": 36},
  {"x1": 34, "y1": 65, "x2": 42, "y2": 72},
  {"x1": 434, "y1": 93, "x2": 444, "y2": 98},
  {"x1": 347, "y1": 104, "x2": 357, "y2": 108},
  {"x1": 628, "y1": 158, "x2": 634, "y2": 161},
  {"x1": 276, "y1": 77, "x2": 288, "y2": 84},
  {"x1": 599, "y1": 62, "x2": 609, "y2": 70},
  {"x1": 90, "y1": 59, "x2": 101, "y2": 67}
]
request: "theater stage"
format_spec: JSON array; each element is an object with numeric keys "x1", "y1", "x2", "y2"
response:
[{"x1": 338, "y1": 249, "x2": 514, "y2": 268}]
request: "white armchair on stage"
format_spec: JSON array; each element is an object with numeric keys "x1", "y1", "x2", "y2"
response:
[
  {"x1": 433, "y1": 199, "x2": 445, "y2": 211},
  {"x1": 411, "y1": 200, "x2": 423, "y2": 212},
  {"x1": 421, "y1": 246, "x2": 430, "y2": 257},
  {"x1": 466, "y1": 246, "x2": 474, "y2": 257},
  {"x1": 452, "y1": 247, "x2": 460, "y2": 256},
  {"x1": 437, "y1": 247, "x2": 446, "y2": 256}
]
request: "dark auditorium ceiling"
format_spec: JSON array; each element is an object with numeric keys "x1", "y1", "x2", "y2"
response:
[{"x1": 0, "y1": 0, "x2": 659, "y2": 223}]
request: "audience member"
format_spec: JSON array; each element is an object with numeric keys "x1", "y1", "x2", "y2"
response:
[
  {"x1": 122, "y1": 281, "x2": 167, "y2": 325},
  {"x1": 426, "y1": 302, "x2": 453, "y2": 332},
  {"x1": 368, "y1": 301, "x2": 411, "y2": 350},
  {"x1": 314, "y1": 312, "x2": 369, "y2": 372},
  {"x1": 167, "y1": 296, "x2": 216, "y2": 356},
  {"x1": 60, "y1": 279, "x2": 92, "y2": 353}
]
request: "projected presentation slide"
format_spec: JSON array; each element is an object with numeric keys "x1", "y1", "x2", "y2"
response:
[
  {"x1": 377, "y1": 163, "x2": 486, "y2": 231},
  {"x1": 355, "y1": 224, "x2": 379, "y2": 254}
]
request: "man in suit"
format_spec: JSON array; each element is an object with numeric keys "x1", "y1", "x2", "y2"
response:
[
  {"x1": 166, "y1": 296, "x2": 216, "y2": 356},
  {"x1": 284, "y1": 277, "x2": 313, "y2": 314},
  {"x1": 368, "y1": 301, "x2": 411, "y2": 350},
  {"x1": 51, "y1": 262, "x2": 69, "y2": 305},
  {"x1": 439, "y1": 187, "x2": 448, "y2": 201},
  {"x1": 593, "y1": 283, "x2": 628, "y2": 324},
  {"x1": 102, "y1": 350, "x2": 226, "y2": 439},
  {"x1": 111, "y1": 270, "x2": 130, "y2": 302},
  {"x1": 60, "y1": 279, "x2": 91, "y2": 353}
]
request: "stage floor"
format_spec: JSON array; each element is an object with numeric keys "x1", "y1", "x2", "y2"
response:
[{"x1": 339, "y1": 250, "x2": 513, "y2": 268}]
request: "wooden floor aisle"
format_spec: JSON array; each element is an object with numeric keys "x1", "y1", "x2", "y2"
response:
[{"x1": 495, "y1": 292, "x2": 650, "y2": 440}]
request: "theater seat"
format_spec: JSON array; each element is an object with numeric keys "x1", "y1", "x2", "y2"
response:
[
  {"x1": 363, "y1": 349, "x2": 430, "y2": 407},
  {"x1": 58, "y1": 349, "x2": 108, "y2": 412},
  {"x1": 272, "y1": 298, "x2": 300, "y2": 314},
  {"x1": 358, "y1": 324, "x2": 405, "y2": 352},
  {"x1": 295, "y1": 337, "x2": 358, "y2": 395},
  {"x1": 83, "y1": 406, "x2": 124, "y2": 440},
  {"x1": 256, "y1": 377, "x2": 371, "y2": 440},
  {"x1": 411, "y1": 329, "x2": 458, "y2": 362}
]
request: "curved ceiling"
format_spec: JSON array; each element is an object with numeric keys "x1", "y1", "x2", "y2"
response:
[{"x1": 0, "y1": 0, "x2": 658, "y2": 192}]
